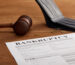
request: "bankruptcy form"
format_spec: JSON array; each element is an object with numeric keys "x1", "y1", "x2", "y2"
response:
[{"x1": 6, "y1": 33, "x2": 75, "y2": 65}]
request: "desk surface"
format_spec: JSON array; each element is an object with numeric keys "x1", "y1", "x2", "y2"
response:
[{"x1": 0, "y1": 0, "x2": 75, "y2": 65}]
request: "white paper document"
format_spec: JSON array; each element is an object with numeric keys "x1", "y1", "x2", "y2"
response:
[{"x1": 6, "y1": 33, "x2": 75, "y2": 65}]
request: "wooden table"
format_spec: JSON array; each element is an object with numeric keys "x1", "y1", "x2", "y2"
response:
[{"x1": 0, "y1": 0, "x2": 75, "y2": 65}]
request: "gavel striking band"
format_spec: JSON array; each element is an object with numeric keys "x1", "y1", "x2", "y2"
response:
[{"x1": 0, "y1": 15, "x2": 32, "y2": 35}]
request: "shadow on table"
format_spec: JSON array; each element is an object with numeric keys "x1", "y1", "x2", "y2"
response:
[{"x1": 36, "y1": 0, "x2": 75, "y2": 32}]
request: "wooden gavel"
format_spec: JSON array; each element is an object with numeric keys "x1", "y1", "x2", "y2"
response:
[{"x1": 0, "y1": 15, "x2": 32, "y2": 35}]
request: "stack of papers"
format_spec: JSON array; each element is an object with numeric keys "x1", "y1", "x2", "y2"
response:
[
  {"x1": 6, "y1": 33, "x2": 75, "y2": 65},
  {"x1": 37, "y1": 0, "x2": 75, "y2": 29}
]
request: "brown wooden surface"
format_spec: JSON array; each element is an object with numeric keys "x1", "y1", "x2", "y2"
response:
[{"x1": 0, "y1": 0, "x2": 75, "y2": 65}]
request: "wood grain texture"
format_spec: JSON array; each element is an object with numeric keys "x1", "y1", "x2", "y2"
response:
[{"x1": 0, "y1": 0, "x2": 75, "y2": 65}]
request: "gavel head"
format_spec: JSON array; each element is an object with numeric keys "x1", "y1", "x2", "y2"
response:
[{"x1": 13, "y1": 15, "x2": 32, "y2": 35}]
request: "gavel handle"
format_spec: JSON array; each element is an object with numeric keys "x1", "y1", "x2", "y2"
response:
[{"x1": 0, "y1": 23, "x2": 14, "y2": 28}]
